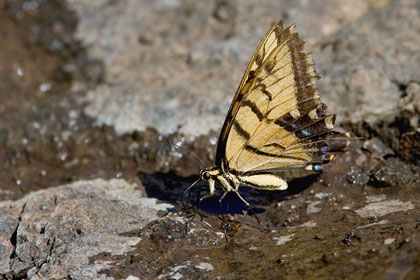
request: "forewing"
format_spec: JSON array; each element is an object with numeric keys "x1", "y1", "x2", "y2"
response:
[
  {"x1": 215, "y1": 20, "x2": 287, "y2": 165},
  {"x1": 220, "y1": 21, "x2": 347, "y2": 173}
]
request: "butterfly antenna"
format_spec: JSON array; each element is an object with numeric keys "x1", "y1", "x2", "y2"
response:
[
  {"x1": 191, "y1": 151, "x2": 206, "y2": 169},
  {"x1": 184, "y1": 178, "x2": 201, "y2": 195}
]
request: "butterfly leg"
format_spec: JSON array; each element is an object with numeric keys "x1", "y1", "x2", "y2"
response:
[
  {"x1": 219, "y1": 190, "x2": 249, "y2": 206},
  {"x1": 233, "y1": 190, "x2": 250, "y2": 207},
  {"x1": 199, "y1": 193, "x2": 215, "y2": 202},
  {"x1": 218, "y1": 191, "x2": 229, "y2": 203}
]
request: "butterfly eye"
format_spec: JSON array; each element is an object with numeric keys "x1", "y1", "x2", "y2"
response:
[{"x1": 202, "y1": 171, "x2": 211, "y2": 180}]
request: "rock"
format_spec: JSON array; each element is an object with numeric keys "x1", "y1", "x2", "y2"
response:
[
  {"x1": 0, "y1": 208, "x2": 20, "y2": 274},
  {"x1": 314, "y1": 1, "x2": 420, "y2": 162},
  {"x1": 307, "y1": 201, "x2": 322, "y2": 214},
  {"x1": 400, "y1": 129, "x2": 420, "y2": 164},
  {"x1": 355, "y1": 199, "x2": 415, "y2": 218},
  {"x1": 67, "y1": 0, "x2": 377, "y2": 138},
  {"x1": 362, "y1": 137, "x2": 395, "y2": 159},
  {"x1": 369, "y1": 157, "x2": 418, "y2": 188},
  {"x1": 273, "y1": 234, "x2": 295, "y2": 246},
  {"x1": 0, "y1": 179, "x2": 173, "y2": 279},
  {"x1": 315, "y1": 2, "x2": 420, "y2": 124}
]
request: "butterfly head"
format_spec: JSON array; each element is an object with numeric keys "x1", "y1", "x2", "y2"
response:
[
  {"x1": 199, "y1": 166, "x2": 220, "y2": 181},
  {"x1": 200, "y1": 167, "x2": 221, "y2": 195}
]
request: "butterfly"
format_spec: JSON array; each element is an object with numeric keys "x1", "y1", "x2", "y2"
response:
[{"x1": 199, "y1": 20, "x2": 349, "y2": 206}]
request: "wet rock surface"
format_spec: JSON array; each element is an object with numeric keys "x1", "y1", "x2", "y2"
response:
[{"x1": 0, "y1": 0, "x2": 419, "y2": 279}]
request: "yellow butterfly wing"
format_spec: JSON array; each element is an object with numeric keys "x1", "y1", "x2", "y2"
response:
[
  {"x1": 215, "y1": 20, "x2": 287, "y2": 164},
  {"x1": 216, "y1": 20, "x2": 345, "y2": 176}
]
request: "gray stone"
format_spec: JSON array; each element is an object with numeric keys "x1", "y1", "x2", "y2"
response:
[
  {"x1": 314, "y1": 0, "x2": 420, "y2": 127},
  {"x1": 67, "y1": 0, "x2": 377, "y2": 138},
  {"x1": 0, "y1": 208, "x2": 20, "y2": 274},
  {"x1": 0, "y1": 179, "x2": 173, "y2": 279},
  {"x1": 356, "y1": 199, "x2": 415, "y2": 218}
]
